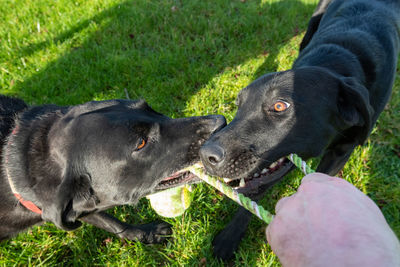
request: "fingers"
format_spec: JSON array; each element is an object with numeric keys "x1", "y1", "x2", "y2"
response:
[
  {"x1": 275, "y1": 173, "x2": 338, "y2": 215},
  {"x1": 268, "y1": 173, "x2": 336, "y2": 243},
  {"x1": 267, "y1": 173, "x2": 347, "y2": 245},
  {"x1": 301, "y1": 172, "x2": 338, "y2": 184},
  {"x1": 275, "y1": 196, "x2": 290, "y2": 214},
  {"x1": 266, "y1": 222, "x2": 272, "y2": 244},
  {"x1": 268, "y1": 194, "x2": 298, "y2": 244},
  {"x1": 302, "y1": 172, "x2": 367, "y2": 199}
]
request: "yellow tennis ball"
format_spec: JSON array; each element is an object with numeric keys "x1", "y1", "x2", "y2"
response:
[{"x1": 146, "y1": 185, "x2": 192, "y2": 218}]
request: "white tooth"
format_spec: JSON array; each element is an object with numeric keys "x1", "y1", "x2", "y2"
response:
[
  {"x1": 270, "y1": 162, "x2": 277, "y2": 169},
  {"x1": 279, "y1": 158, "x2": 285, "y2": 163},
  {"x1": 261, "y1": 168, "x2": 268, "y2": 174},
  {"x1": 234, "y1": 187, "x2": 240, "y2": 190},
  {"x1": 223, "y1": 178, "x2": 231, "y2": 183},
  {"x1": 240, "y1": 178, "x2": 245, "y2": 187},
  {"x1": 253, "y1": 173, "x2": 260, "y2": 178}
]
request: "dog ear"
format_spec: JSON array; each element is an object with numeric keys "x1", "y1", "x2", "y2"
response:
[
  {"x1": 317, "y1": 78, "x2": 375, "y2": 175},
  {"x1": 337, "y1": 77, "x2": 374, "y2": 144},
  {"x1": 41, "y1": 172, "x2": 97, "y2": 231}
]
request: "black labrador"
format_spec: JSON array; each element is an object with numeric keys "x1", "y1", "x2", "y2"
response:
[
  {"x1": 200, "y1": 0, "x2": 400, "y2": 260},
  {"x1": 0, "y1": 95, "x2": 226, "y2": 242}
]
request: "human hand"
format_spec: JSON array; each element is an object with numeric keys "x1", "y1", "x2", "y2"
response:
[{"x1": 266, "y1": 172, "x2": 400, "y2": 267}]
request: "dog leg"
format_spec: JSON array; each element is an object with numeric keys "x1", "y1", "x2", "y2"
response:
[
  {"x1": 81, "y1": 212, "x2": 172, "y2": 244},
  {"x1": 212, "y1": 207, "x2": 253, "y2": 260},
  {"x1": 212, "y1": 171, "x2": 293, "y2": 260}
]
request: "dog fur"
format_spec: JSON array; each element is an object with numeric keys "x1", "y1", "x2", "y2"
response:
[
  {"x1": 0, "y1": 95, "x2": 226, "y2": 242},
  {"x1": 200, "y1": 0, "x2": 400, "y2": 259}
]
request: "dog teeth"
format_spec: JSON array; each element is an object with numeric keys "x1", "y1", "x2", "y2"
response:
[
  {"x1": 261, "y1": 168, "x2": 268, "y2": 174},
  {"x1": 253, "y1": 173, "x2": 260, "y2": 178},
  {"x1": 223, "y1": 178, "x2": 232, "y2": 183},
  {"x1": 240, "y1": 178, "x2": 245, "y2": 187},
  {"x1": 278, "y1": 158, "x2": 285, "y2": 163},
  {"x1": 269, "y1": 162, "x2": 277, "y2": 169}
]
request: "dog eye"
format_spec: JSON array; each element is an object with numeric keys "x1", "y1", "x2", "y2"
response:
[
  {"x1": 135, "y1": 138, "x2": 147, "y2": 151},
  {"x1": 272, "y1": 101, "x2": 290, "y2": 112}
]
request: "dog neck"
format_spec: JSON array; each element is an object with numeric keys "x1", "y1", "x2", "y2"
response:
[
  {"x1": 4, "y1": 123, "x2": 43, "y2": 215},
  {"x1": 3, "y1": 106, "x2": 66, "y2": 215}
]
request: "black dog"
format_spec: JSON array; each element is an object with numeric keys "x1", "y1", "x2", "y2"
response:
[
  {"x1": 200, "y1": 0, "x2": 400, "y2": 259},
  {"x1": 0, "y1": 95, "x2": 226, "y2": 242}
]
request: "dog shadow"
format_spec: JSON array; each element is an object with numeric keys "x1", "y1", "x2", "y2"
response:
[{"x1": 8, "y1": 0, "x2": 315, "y2": 116}]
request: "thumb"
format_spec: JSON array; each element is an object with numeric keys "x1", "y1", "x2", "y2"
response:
[{"x1": 266, "y1": 214, "x2": 278, "y2": 244}]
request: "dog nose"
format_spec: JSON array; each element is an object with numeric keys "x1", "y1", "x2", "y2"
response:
[{"x1": 200, "y1": 144, "x2": 226, "y2": 166}]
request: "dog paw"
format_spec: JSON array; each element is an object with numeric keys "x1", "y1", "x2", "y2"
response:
[
  {"x1": 212, "y1": 227, "x2": 243, "y2": 260},
  {"x1": 212, "y1": 207, "x2": 252, "y2": 260},
  {"x1": 119, "y1": 221, "x2": 172, "y2": 244}
]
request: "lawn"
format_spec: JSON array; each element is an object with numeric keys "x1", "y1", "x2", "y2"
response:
[{"x1": 0, "y1": 0, "x2": 399, "y2": 265}]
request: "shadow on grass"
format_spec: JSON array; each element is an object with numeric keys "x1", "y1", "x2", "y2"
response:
[
  {"x1": 9, "y1": 0, "x2": 314, "y2": 115},
  {"x1": 5, "y1": 0, "x2": 318, "y2": 264}
]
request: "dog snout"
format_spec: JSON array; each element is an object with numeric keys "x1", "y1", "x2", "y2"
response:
[
  {"x1": 200, "y1": 143, "x2": 226, "y2": 167},
  {"x1": 205, "y1": 115, "x2": 227, "y2": 134}
]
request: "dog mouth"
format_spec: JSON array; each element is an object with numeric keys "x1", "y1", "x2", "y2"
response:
[
  {"x1": 153, "y1": 156, "x2": 293, "y2": 194},
  {"x1": 224, "y1": 157, "x2": 294, "y2": 195},
  {"x1": 155, "y1": 170, "x2": 201, "y2": 191}
]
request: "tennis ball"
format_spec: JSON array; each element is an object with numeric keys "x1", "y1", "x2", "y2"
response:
[{"x1": 146, "y1": 185, "x2": 192, "y2": 218}]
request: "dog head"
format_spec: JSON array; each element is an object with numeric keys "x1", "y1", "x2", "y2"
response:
[
  {"x1": 39, "y1": 99, "x2": 226, "y2": 230},
  {"x1": 200, "y1": 67, "x2": 373, "y2": 194}
]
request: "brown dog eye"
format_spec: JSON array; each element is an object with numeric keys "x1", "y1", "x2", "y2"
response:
[
  {"x1": 273, "y1": 101, "x2": 290, "y2": 112},
  {"x1": 135, "y1": 138, "x2": 147, "y2": 151}
]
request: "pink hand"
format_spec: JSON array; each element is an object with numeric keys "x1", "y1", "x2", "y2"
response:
[{"x1": 266, "y1": 173, "x2": 400, "y2": 267}]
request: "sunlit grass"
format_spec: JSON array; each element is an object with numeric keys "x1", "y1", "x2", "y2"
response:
[{"x1": 0, "y1": 0, "x2": 398, "y2": 265}]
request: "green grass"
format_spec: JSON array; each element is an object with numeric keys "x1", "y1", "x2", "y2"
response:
[{"x1": 0, "y1": 0, "x2": 399, "y2": 265}]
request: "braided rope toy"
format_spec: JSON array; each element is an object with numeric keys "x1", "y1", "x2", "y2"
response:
[
  {"x1": 185, "y1": 153, "x2": 314, "y2": 224},
  {"x1": 147, "y1": 154, "x2": 314, "y2": 222}
]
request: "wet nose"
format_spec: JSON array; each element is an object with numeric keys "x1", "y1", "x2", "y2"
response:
[{"x1": 200, "y1": 143, "x2": 226, "y2": 167}]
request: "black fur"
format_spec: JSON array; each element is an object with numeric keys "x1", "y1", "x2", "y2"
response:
[
  {"x1": 200, "y1": 0, "x2": 400, "y2": 260},
  {"x1": 0, "y1": 95, "x2": 226, "y2": 242}
]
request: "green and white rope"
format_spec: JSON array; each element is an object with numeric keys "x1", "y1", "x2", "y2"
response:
[
  {"x1": 288, "y1": 153, "x2": 315, "y2": 175},
  {"x1": 186, "y1": 163, "x2": 274, "y2": 223},
  {"x1": 186, "y1": 153, "x2": 314, "y2": 224}
]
